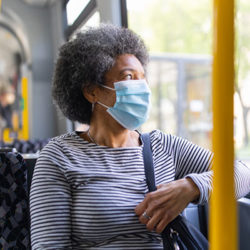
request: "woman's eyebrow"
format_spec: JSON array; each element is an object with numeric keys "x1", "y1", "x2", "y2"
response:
[
  {"x1": 119, "y1": 68, "x2": 135, "y2": 75},
  {"x1": 119, "y1": 68, "x2": 145, "y2": 76}
]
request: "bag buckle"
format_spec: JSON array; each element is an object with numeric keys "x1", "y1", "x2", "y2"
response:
[{"x1": 170, "y1": 228, "x2": 180, "y2": 250}]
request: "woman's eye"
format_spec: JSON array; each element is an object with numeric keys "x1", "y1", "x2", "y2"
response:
[{"x1": 124, "y1": 74, "x2": 132, "y2": 80}]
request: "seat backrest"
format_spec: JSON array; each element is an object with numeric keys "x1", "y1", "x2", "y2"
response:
[
  {"x1": 184, "y1": 197, "x2": 250, "y2": 250},
  {"x1": 183, "y1": 203, "x2": 208, "y2": 239},
  {"x1": 245, "y1": 192, "x2": 250, "y2": 199},
  {"x1": 22, "y1": 155, "x2": 38, "y2": 195},
  {"x1": 238, "y1": 198, "x2": 250, "y2": 250},
  {"x1": 0, "y1": 151, "x2": 30, "y2": 249}
]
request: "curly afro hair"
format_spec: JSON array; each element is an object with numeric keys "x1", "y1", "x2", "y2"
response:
[{"x1": 52, "y1": 24, "x2": 149, "y2": 124}]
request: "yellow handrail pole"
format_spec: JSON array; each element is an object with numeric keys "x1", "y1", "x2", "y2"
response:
[
  {"x1": 210, "y1": 0, "x2": 237, "y2": 249},
  {"x1": 0, "y1": 0, "x2": 2, "y2": 12},
  {"x1": 21, "y1": 77, "x2": 29, "y2": 140}
]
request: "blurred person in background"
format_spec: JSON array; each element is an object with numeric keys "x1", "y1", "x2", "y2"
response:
[{"x1": 0, "y1": 78, "x2": 16, "y2": 139}]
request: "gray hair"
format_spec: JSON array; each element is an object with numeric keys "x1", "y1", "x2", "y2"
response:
[{"x1": 52, "y1": 24, "x2": 149, "y2": 124}]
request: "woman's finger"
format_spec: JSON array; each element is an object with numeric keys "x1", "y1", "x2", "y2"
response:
[
  {"x1": 135, "y1": 200, "x2": 146, "y2": 216},
  {"x1": 135, "y1": 192, "x2": 152, "y2": 215},
  {"x1": 155, "y1": 213, "x2": 174, "y2": 233},
  {"x1": 138, "y1": 210, "x2": 153, "y2": 224},
  {"x1": 145, "y1": 209, "x2": 162, "y2": 231}
]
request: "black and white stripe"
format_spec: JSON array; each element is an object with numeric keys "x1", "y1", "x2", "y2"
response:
[{"x1": 30, "y1": 129, "x2": 250, "y2": 249}]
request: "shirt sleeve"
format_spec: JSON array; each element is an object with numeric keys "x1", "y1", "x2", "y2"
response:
[
  {"x1": 234, "y1": 160, "x2": 250, "y2": 198},
  {"x1": 187, "y1": 160, "x2": 250, "y2": 204},
  {"x1": 161, "y1": 133, "x2": 250, "y2": 204},
  {"x1": 30, "y1": 140, "x2": 72, "y2": 250},
  {"x1": 166, "y1": 134, "x2": 213, "y2": 204}
]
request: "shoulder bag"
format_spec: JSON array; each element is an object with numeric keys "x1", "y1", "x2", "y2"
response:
[{"x1": 141, "y1": 133, "x2": 208, "y2": 250}]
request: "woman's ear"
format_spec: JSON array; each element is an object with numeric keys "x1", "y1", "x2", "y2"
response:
[{"x1": 82, "y1": 86, "x2": 97, "y2": 104}]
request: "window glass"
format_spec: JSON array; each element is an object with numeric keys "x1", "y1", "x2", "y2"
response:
[
  {"x1": 142, "y1": 58, "x2": 178, "y2": 135},
  {"x1": 128, "y1": 0, "x2": 250, "y2": 162},
  {"x1": 235, "y1": 0, "x2": 250, "y2": 164},
  {"x1": 184, "y1": 60, "x2": 212, "y2": 149},
  {"x1": 69, "y1": 11, "x2": 100, "y2": 40},
  {"x1": 80, "y1": 11, "x2": 100, "y2": 30},
  {"x1": 128, "y1": 0, "x2": 213, "y2": 149},
  {"x1": 127, "y1": 0, "x2": 212, "y2": 54},
  {"x1": 66, "y1": 0, "x2": 91, "y2": 25}
]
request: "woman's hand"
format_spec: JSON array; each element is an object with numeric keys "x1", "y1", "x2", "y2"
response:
[{"x1": 135, "y1": 178, "x2": 200, "y2": 233}]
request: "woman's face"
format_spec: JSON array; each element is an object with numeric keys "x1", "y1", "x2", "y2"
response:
[
  {"x1": 97, "y1": 53, "x2": 145, "y2": 107},
  {"x1": 105, "y1": 53, "x2": 145, "y2": 85}
]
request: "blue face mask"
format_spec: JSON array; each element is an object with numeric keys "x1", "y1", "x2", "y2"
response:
[{"x1": 97, "y1": 79, "x2": 151, "y2": 130}]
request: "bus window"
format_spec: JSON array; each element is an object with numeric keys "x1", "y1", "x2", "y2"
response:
[{"x1": 66, "y1": 0, "x2": 91, "y2": 25}]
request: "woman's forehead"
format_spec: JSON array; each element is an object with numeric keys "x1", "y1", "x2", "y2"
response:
[{"x1": 109, "y1": 54, "x2": 144, "y2": 73}]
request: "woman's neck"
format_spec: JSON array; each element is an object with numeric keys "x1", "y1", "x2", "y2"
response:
[
  {"x1": 85, "y1": 112, "x2": 140, "y2": 148},
  {"x1": 88, "y1": 124, "x2": 140, "y2": 148}
]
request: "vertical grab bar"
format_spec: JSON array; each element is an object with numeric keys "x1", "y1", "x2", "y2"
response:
[{"x1": 210, "y1": 0, "x2": 237, "y2": 249}]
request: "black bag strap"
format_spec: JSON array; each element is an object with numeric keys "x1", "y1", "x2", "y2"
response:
[
  {"x1": 141, "y1": 133, "x2": 171, "y2": 248},
  {"x1": 141, "y1": 133, "x2": 156, "y2": 192},
  {"x1": 141, "y1": 133, "x2": 208, "y2": 250}
]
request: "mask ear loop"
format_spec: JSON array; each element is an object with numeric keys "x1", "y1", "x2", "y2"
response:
[
  {"x1": 101, "y1": 85, "x2": 115, "y2": 91},
  {"x1": 93, "y1": 85, "x2": 115, "y2": 110},
  {"x1": 97, "y1": 101, "x2": 110, "y2": 109}
]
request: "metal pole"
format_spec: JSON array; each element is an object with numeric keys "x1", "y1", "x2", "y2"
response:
[{"x1": 210, "y1": 0, "x2": 237, "y2": 249}]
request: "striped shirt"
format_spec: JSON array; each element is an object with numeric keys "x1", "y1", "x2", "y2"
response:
[{"x1": 30, "y1": 130, "x2": 250, "y2": 249}]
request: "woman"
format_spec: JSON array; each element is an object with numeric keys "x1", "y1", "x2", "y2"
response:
[{"x1": 30, "y1": 24, "x2": 250, "y2": 249}]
